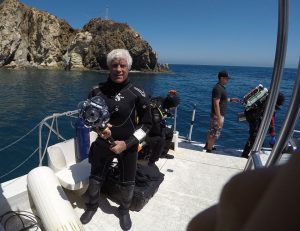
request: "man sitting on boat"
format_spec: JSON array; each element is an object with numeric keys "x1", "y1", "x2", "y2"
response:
[{"x1": 143, "y1": 91, "x2": 180, "y2": 167}]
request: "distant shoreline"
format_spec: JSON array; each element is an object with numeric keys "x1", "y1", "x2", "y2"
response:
[
  {"x1": 1, "y1": 64, "x2": 296, "y2": 72},
  {"x1": 0, "y1": 65, "x2": 173, "y2": 74}
]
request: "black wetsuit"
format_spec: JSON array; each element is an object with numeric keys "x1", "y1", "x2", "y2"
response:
[
  {"x1": 241, "y1": 100, "x2": 276, "y2": 158},
  {"x1": 147, "y1": 97, "x2": 173, "y2": 163},
  {"x1": 88, "y1": 78, "x2": 152, "y2": 185}
]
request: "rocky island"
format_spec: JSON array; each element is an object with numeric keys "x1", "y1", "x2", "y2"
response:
[{"x1": 0, "y1": 0, "x2": 169, "y2": 72}]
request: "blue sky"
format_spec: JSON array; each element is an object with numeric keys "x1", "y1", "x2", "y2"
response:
[{"x1": 21, "y1": 0, "x2": 299, "y2": 68}]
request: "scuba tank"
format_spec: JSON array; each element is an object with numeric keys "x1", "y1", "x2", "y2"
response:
[{"x1": 75, "y1": 119, "x2": 90, "y2": 161}]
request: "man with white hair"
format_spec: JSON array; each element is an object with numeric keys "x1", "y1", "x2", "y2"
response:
[{"x1": 80, "y1": 49, "x2": 152, "y2": 230}]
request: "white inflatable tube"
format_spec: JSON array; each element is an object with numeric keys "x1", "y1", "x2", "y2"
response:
[{"x1": 27, "y1": 166, "x2": 84, "y2": 231}]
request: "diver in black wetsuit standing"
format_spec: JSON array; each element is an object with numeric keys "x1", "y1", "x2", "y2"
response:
[
  {"x1": 80, "y1": 49, "x2": 152, "y2": 230},
  {"x1": 241, "y1": 92, "x2": 285, "y2": 158}
]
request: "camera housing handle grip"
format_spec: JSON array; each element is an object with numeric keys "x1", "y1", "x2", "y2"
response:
[{"x1": 99, "y1": 125, "x2": 116, "y2": 147}]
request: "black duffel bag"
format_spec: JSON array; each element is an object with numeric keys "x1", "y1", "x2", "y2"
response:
[{"x1": 101, "y1": 163, "x2": 164, "y2": 211}]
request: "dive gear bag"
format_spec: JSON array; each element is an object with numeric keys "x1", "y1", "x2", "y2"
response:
[{"x1": 101, "y1": 163, "x2": 164, "y2": 211}]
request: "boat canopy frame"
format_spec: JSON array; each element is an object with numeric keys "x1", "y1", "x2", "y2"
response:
[{"x1": 245, "y1": 0, "x2": 300, "y2": 170}]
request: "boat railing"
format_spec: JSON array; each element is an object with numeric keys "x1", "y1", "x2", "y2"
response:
[
  {"x1": 0, "y1": 109, "x2": 80, "y2": 181},
  {"x1": 187, "y1": 104, "x2": 197, "y2": 142},
  {"x1": 37, "y1": 106, "x2": 180, "y2": 167},
  {"x1": 265, "y1": 59, "x2": 300, "y2": 167},
  {"x1": 244, "y1": 0, "x2": 291, "y2": 170},
  {"x1": 173, "y1": 107, "x2": 178, "y2": 133},
  {"x1": 38, "y1": 109, "x2": 80, "y2": 166}
]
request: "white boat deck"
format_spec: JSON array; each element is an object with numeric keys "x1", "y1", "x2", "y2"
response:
[{"x1": 0, "y1": 139, "x2": 247, "y2": 231}]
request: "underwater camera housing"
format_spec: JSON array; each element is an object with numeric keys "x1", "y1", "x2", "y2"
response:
[
  {"x1": 78, "y1": 96, "x2": 110, "y2": 130},
  {"x1": 238, "y1": 84, "x2": 269, "y2": 122},
  {"x1": 242, "y1": 84, "x2": 268, "y2": 111}
]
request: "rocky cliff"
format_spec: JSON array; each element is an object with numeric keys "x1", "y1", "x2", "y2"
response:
[{"x1": 0, "y1": 0, "x2": 169, "y2": 72}]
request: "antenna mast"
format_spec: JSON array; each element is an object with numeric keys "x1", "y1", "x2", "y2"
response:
[{"x1": 105, "y1": 6, "x2": 109, "y2": 20}]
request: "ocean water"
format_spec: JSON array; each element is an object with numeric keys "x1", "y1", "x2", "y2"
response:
[{"x1": 0, "y1": 65, "x2": 298, "y2": 182}]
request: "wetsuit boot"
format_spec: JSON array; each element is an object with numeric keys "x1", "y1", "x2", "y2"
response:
[
  {"x1": 80, "y1": 177, "x2": 103, "y2": 224},
  {"x1": 118, "y1": 185, "x2": 135, "y2": 230},
  {"x1": 241, "y1": 133, "x2": 256, "y2": 158},
  {"x1": 161, "y1": 128, "x2": 174, "y2": 159}
]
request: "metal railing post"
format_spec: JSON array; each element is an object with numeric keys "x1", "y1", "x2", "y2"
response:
[
  {"x1": 266, "y1": 59, "x2": 300, "y2": 166},
  {"x1": 187, "y1": 104, "x2": 196, "y2": 142},
  {"x1": 38, "y1": 109, "x2": 79, "y2": 166},
  {"x1": 244, "y1": 0, "x2": 289, "y2": 170},
  {"x1": 173, "y1": 107, "x2": 178, "y2": 133}
]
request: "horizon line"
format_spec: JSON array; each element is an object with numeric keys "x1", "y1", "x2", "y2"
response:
[{"x1": 166, "y1": 63, "x2": 298, "y2": 70}]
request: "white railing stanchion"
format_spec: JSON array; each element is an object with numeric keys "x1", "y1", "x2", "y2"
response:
[{"x1": 187, "y1": 104, "x2": 196, "y2": 142}]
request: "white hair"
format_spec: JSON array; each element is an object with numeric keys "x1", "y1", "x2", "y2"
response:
[{"x1": 106, "y1": 49, "x2": 132, "y2": 70}]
